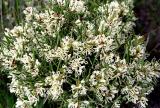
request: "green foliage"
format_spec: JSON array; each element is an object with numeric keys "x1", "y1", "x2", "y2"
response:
[{"x1": 0, "y1": 0, "x2": 160, "y2": 108}]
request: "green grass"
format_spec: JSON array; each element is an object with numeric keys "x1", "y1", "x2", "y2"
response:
[{"x1": 0, "y1": 69, "x2": 16, "y2": 108}]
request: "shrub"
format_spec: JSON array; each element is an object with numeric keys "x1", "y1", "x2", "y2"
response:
[{"x1": 0, "y1": 0, "x2": 160, "y2": 108}]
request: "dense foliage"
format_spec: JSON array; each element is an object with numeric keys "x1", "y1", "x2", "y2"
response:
[{"x1": 0, "y1": 0, "x2": 160, "y2": 108}]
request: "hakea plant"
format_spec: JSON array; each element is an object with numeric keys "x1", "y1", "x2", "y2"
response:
[{"x1": 0, "y1": 0, "x2": 160, "y2": 108}]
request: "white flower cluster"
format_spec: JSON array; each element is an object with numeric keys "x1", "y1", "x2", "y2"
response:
[
  {"x1": 1, "y1": 0, "x2": 160, "y2": 108},
  {"x1": 45, "y1": 72, "x2": 65, "y2": 100},
  {"x1": 54, "y1": 0, "x2": 86, "y2": 13}
]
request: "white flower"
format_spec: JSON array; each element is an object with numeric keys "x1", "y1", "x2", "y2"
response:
[
  {"x1": 23, "y1": 7, "x2": 37, "y2": 22},
  {"x1": 89, "y1": 71, "x2": 101, "y2": 86},
  {"x1": 130, "y1": 44, "x2": 145, "y2": 59},
  {"x1": 85, "y1": 21, "x2": 94, "y2": 37},
  {"x1": 70, "y1": 57, "x2": 86, "y2": 76},
  {"x1": 108, "y1": 1, "x2": 120, "y2": 13},
  {"x1": 45, "y1": 72, "x2": 64, "y2": 100},
  {"x1": 67, "y1": 99, "x2": 89, "y2": 108},
  {"x1": 108, "y1": 1, "x2": 121, "y2": 22},
  {"x1": 71, "y1": 80, "x2": 87, "y2": 98},
  {"x1": 15, "y1": 98, "x2": 26, "y2": 108},
  {"x1": 28, "y1": 95, "x2": 39, "y2": 106},
  {"x1": 56, "y1": 0, "x2": 66, "y2": 5},
  {"x1": 75, "y1": 19, "x2": 82, "y2": 26},
  {"x1": 80, "y1": 101, "x2": 90, "y2": 108},
  {"x1": 98, "y1": 20, "x2": 107, "y2": 32},
  {"x1": 138, "y1": 97, "x2": 148, "y2": 108},
  {"x1": 110, "y1": 86, "x2": 118, "y2": 94},
  {"x1": 10, "y1": 26, "x2": 23, "y2": 37},
  {"x1": 9, "y1": 77, "x2": 20, "y2": 93},
  {"x1": 99, "y1": 86, "x2": 108, "y2": 96},
  {"x1": 35, "y1": 83, "x2": 46, "y2": 97},
  {"x1": 113, "y1": 101, "x2": 121, "y2": 108},
  {"x1": 23, "y1": 7, "x2": 35, "y2": 15},
  {"x1": 68, "y1": 100, "x2": 78, "y2": 108},
  {"x1": 69, "y1": 0, "x2": 86, "y2": 12}
]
